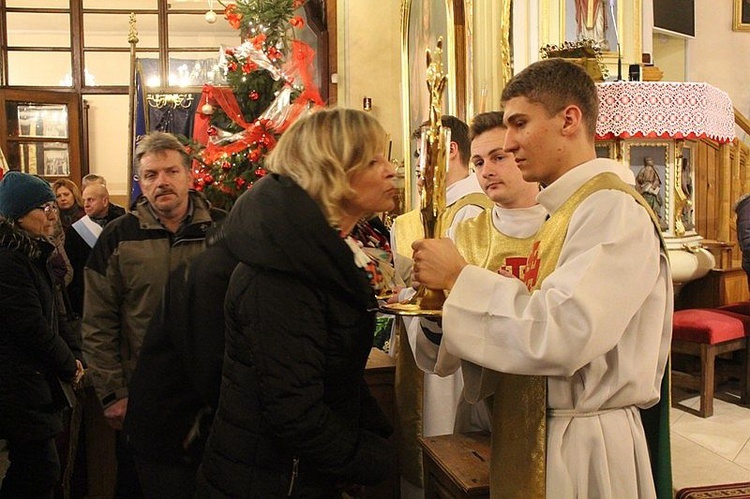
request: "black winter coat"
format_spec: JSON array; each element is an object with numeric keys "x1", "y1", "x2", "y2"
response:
[
  {"x1": 201, "y1": 174, "x2": 393, "y2": 498},
  {"x1": 736, "y1": 194, "x2": 750, "y2": 276},
  {"x1": 64, "y1": 209, "x2": 123, "y2": 316},
  {"x1": 125, "y1": 228, "x2": 236, "y2": 464},
  {"x1": 0, "y1": 219, "x2": 79, "y2": 441}
]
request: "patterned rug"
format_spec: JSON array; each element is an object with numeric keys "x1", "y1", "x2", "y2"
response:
[{"x1": 676, "y1": 482, "x2": 750, "y2": 498}]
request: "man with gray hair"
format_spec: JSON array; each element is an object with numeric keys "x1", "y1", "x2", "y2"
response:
[{"x1": 82, "y1": 131, "x2": 225, "y2": 496}]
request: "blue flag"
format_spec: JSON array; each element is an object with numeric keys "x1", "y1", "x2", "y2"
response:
[{"x1": 130, "y1": 60, "x2": 149, "y2": 207}]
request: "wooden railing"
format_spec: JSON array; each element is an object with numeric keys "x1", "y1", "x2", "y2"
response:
[
  {"x1": 697, "y1": 108, "x2": 750, "y2": 267},
  {"x1": 678, "y1": 109, "x2": 750, "y2": 309}
]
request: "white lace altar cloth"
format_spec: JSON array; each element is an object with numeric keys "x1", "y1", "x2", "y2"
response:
[{"x1": 596, "y1": 81, "x2": 735, "y2": 143}]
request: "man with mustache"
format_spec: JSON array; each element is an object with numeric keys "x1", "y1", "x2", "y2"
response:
[{"x1": 81, "y1": 131, "x2": 225, "y2": 497}]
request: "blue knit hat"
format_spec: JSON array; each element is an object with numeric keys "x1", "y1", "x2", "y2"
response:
[{"x1": 0, "y1": 171, "x2": 56, "y2": 220}]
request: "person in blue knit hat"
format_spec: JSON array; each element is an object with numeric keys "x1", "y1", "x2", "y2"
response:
[{"x1": 0, "y1": 171, "x2": 84, "y2": 499}]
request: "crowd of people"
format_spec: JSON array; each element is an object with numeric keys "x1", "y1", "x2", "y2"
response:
[{"x1": 0, "y1": 59, "x2": 674, "y2": 499}]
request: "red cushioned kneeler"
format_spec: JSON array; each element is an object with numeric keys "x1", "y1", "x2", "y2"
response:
[
  {"x1": 672, "y1": 309, "x2": 750, "y2": 418},
  {"x1": 718, "y1": 301, "x2": 750, "y2": 317}
]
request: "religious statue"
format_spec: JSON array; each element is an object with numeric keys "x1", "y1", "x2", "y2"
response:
[
  {"x1": 674, "y1": 156, "x2": 693, "y2": 236},
  {"x1": 635, "y1": 156, "x2": 666, "y2": 230},
  {"x1": 420, "y1": 38, "x2": 448, "y2": 240},
  {"x1": 679, "y1": 157, "x2": 694, "y2": 231},
  {"x1": 574, "y1": 0, "x2": 609, "y2": 50}
]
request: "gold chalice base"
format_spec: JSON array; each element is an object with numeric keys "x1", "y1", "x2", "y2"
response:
[{"x1": 379, "y1": 301, "x2": 442, "y2": 318}]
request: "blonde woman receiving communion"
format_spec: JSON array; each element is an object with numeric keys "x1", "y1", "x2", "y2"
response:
[{"x1": 200, "y1": 108, "x2": 398, "y2": 498}]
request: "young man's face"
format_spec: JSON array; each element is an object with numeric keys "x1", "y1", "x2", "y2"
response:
[
  {"x1": 471, "y1": 127, "x2": 538, "y2": 208},
  {"x1": 502, "y1": 96, "x2": 566, "y2": 186}
]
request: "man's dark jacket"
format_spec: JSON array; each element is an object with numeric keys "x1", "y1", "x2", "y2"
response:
[
  {"x1": 124, "y1": 228, "x2": 236, "y2": 464},
  {"x1": 736, "y1": 194, "x2": 750, "y2": 276},
  {"x1": 64, "y1": 208, "x2": 123, "y2": 316}
]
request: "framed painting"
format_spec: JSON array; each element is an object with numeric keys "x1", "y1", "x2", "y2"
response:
[
  {"x1": 734, "y1": 0, "x2": 750, "y2": 31},
  {"x1": 625, "y1": 142, "x2": 670, "y2": 232},
  {"x1": 43, "y1": 145, "x2": 70, "y2": 177}
]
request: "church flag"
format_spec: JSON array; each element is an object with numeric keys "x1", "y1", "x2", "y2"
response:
[{"x1": 130, "y1": 60, "x2": 149, "y2": 207}]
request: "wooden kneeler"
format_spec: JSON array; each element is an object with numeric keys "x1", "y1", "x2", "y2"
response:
[
  {"x1": 420, "y1": 432, "x2": 490, "y2": 498},
  {"x1": 671, "y1": 309, "x2": 750, "y2": 417}
]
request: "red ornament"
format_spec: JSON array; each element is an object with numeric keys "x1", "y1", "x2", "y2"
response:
[
  {"x1": 221, "y1": 161, "x2": 232, "y2": 170},
  {"x1": 204, "y1": 174, "x2": 215, "y2": 185},
  {"x1": 290, "y1": 16, "x2": 305, "y2": 29},
  {"x1": 235, "y1": 177, "x2": 246, "y2": 188},
  {"x1": 242, "y1": 61, "x2": 258, "y2": 74},
  {"x1": 267, "y1": 46, "x2": 282, "y2": 61},
  {"x1": 254, "y1": 167, "x2": 267, "y2": 177},
  {"x1": 249, "y1": 90, "x2": 260, "y2": 101},
  {"x1": 249, "y1": 148, "x2": 261, "y2": 162},
  {"x1": 250, "y1": 33, "x2": 266, "y2": 50},
  {"x1": 207, "y1": 126, "x2": 217, "y2": 136},
  {"x1": 224, "y1": 4, "x2": 243, "y2": 30}
]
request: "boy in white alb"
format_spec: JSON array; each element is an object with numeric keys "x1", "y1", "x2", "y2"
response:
[{"x1": 412, "y1": 59, "x2": 672, "y2": 499}]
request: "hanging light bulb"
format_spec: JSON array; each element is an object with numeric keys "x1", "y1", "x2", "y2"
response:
[{"x1": 205, "y1": 0, "x2": 217, "y2": 23}]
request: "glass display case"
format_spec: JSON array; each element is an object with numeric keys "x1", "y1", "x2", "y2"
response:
[{"x1": 0, "y1": 89, "x2": 83, "y2": 183}]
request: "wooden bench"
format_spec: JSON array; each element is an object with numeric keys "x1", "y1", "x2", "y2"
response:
[
  {"x1": 420, "y1": 432, "x2": 490, "y2": 498},
  {"x1": 671, "y1": 308, "x2": 750, "y2": 417}
]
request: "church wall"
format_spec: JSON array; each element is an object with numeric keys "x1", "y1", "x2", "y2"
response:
[
  {"x1": 84, "y1": 94, "x2": 130, "y2": 199},
  {"x1": 652, "y1": 34, "x2": 686, "y2": 81},
  {"x1": 336, "y1": 0, "x2": 404, "y2": 164},
  {"x1": 687, "y1": 0, "x2": 750, "y2": 141}
]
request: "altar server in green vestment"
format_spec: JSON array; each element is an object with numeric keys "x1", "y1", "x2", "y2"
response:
[{"x1": 412, "y1": 58, "x2": 672, "y2": 499}]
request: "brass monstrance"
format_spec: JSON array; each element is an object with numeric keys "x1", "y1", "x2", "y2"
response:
[{"x1": 381, "y1": 38, "x2": 450, "y2": 317}]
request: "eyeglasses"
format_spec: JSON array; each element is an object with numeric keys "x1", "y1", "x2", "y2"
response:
[{"x1": 36, "y1": 202, "x2": 58, "y2": 216}]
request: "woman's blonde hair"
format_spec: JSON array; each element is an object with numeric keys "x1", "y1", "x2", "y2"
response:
[
  {"x1": 52, "y1": 178, "x2": 83, "y2": 208},
  {"x1": 267, "y1": 108, "x2": 387, "y2": 227}
]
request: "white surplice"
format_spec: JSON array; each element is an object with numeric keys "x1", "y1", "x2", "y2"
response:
[
  {"x1": 440, "y1": 159, "x2": 672, "y2": 499},
  {"x1": 390, "y1": 173, "x2": 487, "y2": 439}
]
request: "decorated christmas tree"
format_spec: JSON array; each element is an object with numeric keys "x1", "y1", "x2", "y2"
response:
[{"x1": 190, "y1": 0, "x2": 322, "y2": 210}]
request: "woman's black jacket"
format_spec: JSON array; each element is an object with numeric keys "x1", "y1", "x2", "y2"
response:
[
  {"x1": 200, "y1": 174, "x2": 393, "y2": 498},
  {"x1": 0, "y1": 219, "x2": 79, "y2": 441}
]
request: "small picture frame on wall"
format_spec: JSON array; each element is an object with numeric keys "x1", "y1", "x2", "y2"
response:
[
  {"x1": 626, "y1": 143, "x2": 670, "y2": 232},
  {"x1": 595, "y1": 142, "x2": 614, "y2": 159},
  {"x1": 733, "y1": 0, "x2": 750, "y2": 31},
  {"x1": 43, "y1": 147, "x2": 70, "y2": 177}
]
